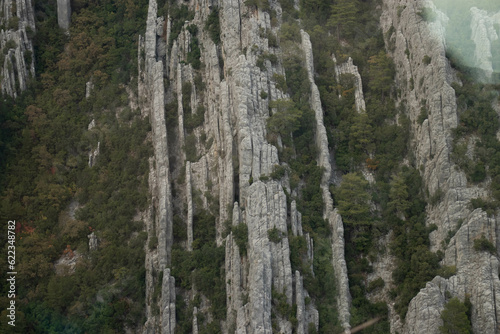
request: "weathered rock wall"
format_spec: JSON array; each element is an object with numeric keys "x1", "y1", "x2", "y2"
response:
[
  {"x1": 301, "y1": 29, "x2": 351, "y2": 332},
  {"x1": 381, "y1": 0, "x2": 500, "y2": 332},
  {"x1": 139, "y1": 0, "x2": 353, "y2": 331},
  {"x1": 57, "y1": 0, "x2": 71, "y2": 30},
  {"x1": 140, "y1": 1, "x2": 175, "y2": 332},
  {"x1": 0, "y1": 0, "x2": 35, "y2": 98}
]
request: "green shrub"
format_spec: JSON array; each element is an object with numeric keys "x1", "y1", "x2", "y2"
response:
[
  {"x1": 148, "y1": 235, "x2": 158, "y2": 250},
  {"x1": 205, "y1": 9, "x2": 221, "y2": 44},
  {"x1": 280, "y1": 22, "x2": 301, "y2": 42},
  {"x1": 260, "y1": 90, "x2": 268, "y2": 99},
  {"x1": 469, "y1": 162, "x2": 486, "y2": 183},
  {"x1": 473, "y1": 235, "x2": 496, "y2": 254},
  {"x1": 168, "y1": 5, "x2": 195, "y2": 47},
  {"x1": 266, "y1": 99, "x2": 302, "y2": 139},
  {"x1": 470, "y1": 198, "x2": 499, "y2": 216},
  {"x1": 187, "y1": 37, "x2": 201, "y2": 69},
  {"x1": 184, "y1": 105, "x2": 205, "y2": 132},
  {"x1": 272, "y1": 73, "x2": 287, "y2": 92},
  {"x1": 270, "y1": 164, "x2": 286, "y2": 180},
  {"x1": 272, "y1": 288, "x2": 292, "y2": 317},
  {"x1": 256, "y1": 57, "x2": 265, "y2": 71},
  {"x1": 244, "y1": 0, "x2": 270, "y2": 11},
  {"x1": 267, "y1": 32, "x2": 278, "y2": 48},
  {"x1": 267, "y1": 227, "x2": 281, "y2": 243},
  {"x1": 4, "y1": 39, "x2": 16, "y2": 53},
  {"x1": 182, "y1": 81, "x2": 192, "y2": 114},
  {"x1": 24, "y1": 50, "x2": 33, "y2": 65},
  {"x1": 232, "y1": 223, "x2": 248, "y2": 256},
  {"x1": 184, "y1": 134, "x2": 198, "y2": 162},
  {"x1": 438, "y1": 265, "x2": 457, "y2": 279},
  {"x1": 423, "y1": 55, "x2": 432, "y2": 65},
  {"x1": 8, "y1": 16, "x2": 19, "y2": 30},
  {"x1": 256, "y1": 52, "x2": 278, "y2": 71},
  {"x1": 429, "y1": 188, "x2": 444, "y2": 207},
  {"x1": 366, "y1": 277, "x2": 385, "y2": 293},
  {"x1": 418, "y1": 107, "x2": 428, "y2": 124}
]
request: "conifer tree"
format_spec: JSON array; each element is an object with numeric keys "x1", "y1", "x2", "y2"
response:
[
  {"x1": 439, "y1": 297, "x2": 472, "y2": 334},
  {"x1": 328, "y1": 0, "x2": 359, "y2": 41}
]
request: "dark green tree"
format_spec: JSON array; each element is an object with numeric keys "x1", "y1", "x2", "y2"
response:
[
  {"x1": 387, "y1": 172, "x2": 410, "y2": 217},
  {"x1": 336, "y1": 172, "x2": 371, "y2": 226},
  {"x1": 267, "y1": 99, "x2": 302, "y2": 141},
  {"x1": 327, "y1": 0, "x2": 359, "y2": 41},
  {"x1": 367, "y1": 51, "x2": 394, "y2": 100},
  {"x1": 439, "y1": 297, "x2": 472, "y2": 334}
]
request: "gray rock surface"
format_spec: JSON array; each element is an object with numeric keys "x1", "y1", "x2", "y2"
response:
[
  {"x1": 57, "y1": 0, "x2": 71, "y2": 30},
  {"x1": 193, "y1": 307, "x2": 199, "y2": 334},
  {"x1": 186, "y1": 162, "x2": 194, "y2": 251},
  {"x1": 88, "y1": 142, "x2": 100, "y2": 167},
  {"x1": 161, "y1": 269, "x2": 176, "y2": 334},
  {"x1": 290, "y1": 200, "x2": 303, "y2": 237},
  {"x1": 141, "y1": 1, "x2": 175, "y2": 332},
  {"x1": 86, "y1": 80, "x2": 94, "y2": 98},
  {"x1": 245, "y1": 181, "x2": 292, "y2": 333},
  {"x1": 88, "y1": 232, "x2": 98, "y2": 251},
  {"x1": 144, "y1": 0, "x2": 173, "y2": 270}
]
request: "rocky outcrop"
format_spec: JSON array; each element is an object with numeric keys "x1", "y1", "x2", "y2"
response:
[
  {"x1": 88, "y1": 142, "x2": 100, "y2": 167},
  {"x1": 470, "y1": 7, "x2": 500, "y2": 81},
  {"x1": 186, "y1": 162, "x2": 194, "y2": 251},
  {"x1": 246, "y1": 181, "x2": 292, "y2": 333},
  {"x1": 301, "y1": 29, "x2": 351, "y2": 332},
  {"x1": 140, "y1": 0, "x2": 175, "y2": 332},
  {"x1": 0, "y1": 0, "x2": 35, "y2": 98},
  {"x1": 381, "y1": 0, "x2": 500, "y2": 332},
  {"x1": 138, "y1": 0, "x2": 344, "y2": 331},
  {"x1": 161, "y1": 269, "x2": 176, "y2": 334},
  {"x1": 334, "y1": 56, "x2": 366, "y2": 112},
  {"x1": 144, "y1": 0, "x2": 173, "y2": 270},
  {"x1": 57, "y1": 0, "x2": 71, "y2": 30},
  {"x1": 88, "y1": 232, "x2": 98, "y2": 251}
]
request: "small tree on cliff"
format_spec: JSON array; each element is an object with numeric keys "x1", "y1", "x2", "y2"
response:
[{"x1": 439, "y1": 297, "x2": 472, "y2": 334}]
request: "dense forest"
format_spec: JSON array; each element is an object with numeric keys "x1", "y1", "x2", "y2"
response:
[{"x1": 1, "y1": 0, "x2": 499, "y2": 333}]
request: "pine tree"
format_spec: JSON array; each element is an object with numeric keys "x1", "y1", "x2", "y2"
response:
[
  {"x1": 336, "y1": 172, "x2": 371, "y2": 226},
  {"x1": 367, "y1": 51, "x2": 394, "y2": 100},
  {"x1": 327, "y1": 0, "x2": 359, "y2": 41},
  {"x1": 439, "y1": 297, "x2": 472, "y2": 334}
]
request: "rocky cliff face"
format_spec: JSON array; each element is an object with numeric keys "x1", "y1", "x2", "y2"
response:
[
  {"x1": 0, "y1": 0, "x2": 35, "y2": 98},
  {"x1": 381, "y1": 0, "x2": 500, "y2": 333},
  {"x1": 138, "y1": 0, "x2": 350, "y2": 332},
  {"x1": 135, "y1": 0, "x2": 500, "y2": 332}
]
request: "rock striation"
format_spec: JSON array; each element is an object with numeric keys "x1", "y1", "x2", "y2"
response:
[
  {"x1": 381, "y1": 0, "x2": 500, "y2": 332},
  {"x1": 140, "y1": 0, "x2": 175, "y2": 332},
  {"x1": 161, "y1": 269, "x2": 176, "y2": 333},
  {"x1": 57, "y1": 0, "x2": 71, "y2": 30},
  {"x1": 0, "y1": 0, "x2": 35, "y2": 98}
]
